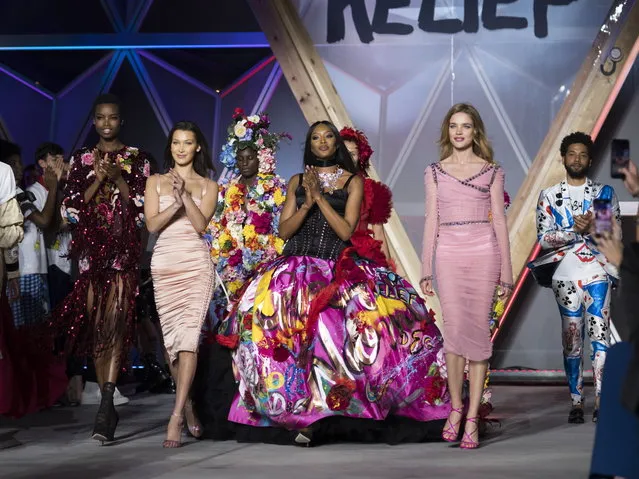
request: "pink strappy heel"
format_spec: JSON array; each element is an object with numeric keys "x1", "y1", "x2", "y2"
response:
[
  {"x1": 442, "y1": 406, "x2": 464, "y2": 442},
  {"x1": 460, "y1": 417, "x2": 480, "y2": 449}
]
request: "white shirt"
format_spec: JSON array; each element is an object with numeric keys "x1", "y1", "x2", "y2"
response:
[
  {"x1": 47, "y1": 230, "x2": 72, "y2": 274},
  {"x1": 19, "y1": 182, "x2": 49, "y2": 275},
  {"x1": 553, "y1": 183, "x2": 605, "y2": 281}
]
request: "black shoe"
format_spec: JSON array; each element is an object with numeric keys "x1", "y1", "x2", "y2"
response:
[
  {"x1": 92, "y1": 382, "x2": 119, "y2": 443},
  {"x1": 568, "y1": 406, "x2": 585, "y2": 424},
  {"x1": 592, "y1": 409, "x2": 599, "y2": 423}
]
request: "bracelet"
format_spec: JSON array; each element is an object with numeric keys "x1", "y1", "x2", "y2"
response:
[
  {"x1": 420, "y1": 275, "x2": 434, "y2": 283},
  {"x1": 498, "y1": 281, "x2": 514, "y2": 289}
]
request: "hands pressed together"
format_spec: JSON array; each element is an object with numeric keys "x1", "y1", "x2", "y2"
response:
[
  {"x1": 93, "y1": 150, "x2": 123, "y2": 184},
  {"x1": 168, "y1": 169, "x2": 186, "y2": 208},
  {"x1": 301, "y1": 166, "x2": 322, "y2": 208}
]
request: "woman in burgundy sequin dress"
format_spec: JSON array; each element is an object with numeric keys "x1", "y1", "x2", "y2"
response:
[
  {"x1": 54, "y1": 94, "x2": 151, "y2": 442},
  {"x1": 421, "y1": 104, "x2": 513, "y2": 449}
]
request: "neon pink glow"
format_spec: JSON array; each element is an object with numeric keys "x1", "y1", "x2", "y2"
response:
[{"x1": 220, "y1": 56, "x2": 276, "y2": 98}]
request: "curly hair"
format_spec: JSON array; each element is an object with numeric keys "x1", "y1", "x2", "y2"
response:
[
  {"x1": 439, "y1": 103, "x2": 495, "y2": 164},
  {"x1": 340, "y1": 127, "x2": 374, "y2": 173},
  {"x1": 560, "y1": 131, "x2": 593, "y2": 158}
]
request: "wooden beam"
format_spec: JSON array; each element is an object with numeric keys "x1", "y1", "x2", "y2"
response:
[
  {"x1": 507, "y1": 0, "x2": 639, "y2": 281},
  {"x1": 248, "y1": 0, "x2": 443, "y2": 329}
]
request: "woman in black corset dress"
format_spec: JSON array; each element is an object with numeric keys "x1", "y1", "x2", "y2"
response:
[{"x1": 207, "y1": 121, "x2": 449, "y2": 446}]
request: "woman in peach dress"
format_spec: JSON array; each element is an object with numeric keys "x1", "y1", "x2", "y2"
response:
[
  {"x1": 421, "y1": 104, "x2": 513, "y2": 449},
  {"x1": 145, "y1": 121, "x2": 218, "y2": 448}
]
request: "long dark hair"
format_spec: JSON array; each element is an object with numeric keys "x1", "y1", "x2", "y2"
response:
[
  {"x1": 164, "y1": 121, "x2": 215, "y2": 177},
  {"x1": 303, "y1": 121, "x2": 358, "y2": 174}
]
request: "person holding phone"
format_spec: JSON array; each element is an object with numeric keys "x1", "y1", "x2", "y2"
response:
[{"x1": 530, "y1": 132, "x2": 620, "y2": 424}]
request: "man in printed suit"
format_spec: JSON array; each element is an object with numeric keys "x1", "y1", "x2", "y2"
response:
[{"x1": 531, "y1": 132, "x2": 620, "y2": 424}]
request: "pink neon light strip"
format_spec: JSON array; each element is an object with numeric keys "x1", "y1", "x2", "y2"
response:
[
  {"x1": 493, "y1": 33, "x2": 639, "y2": 342},
  {"x1": 220, "y1": 56, "x2": 276, "y2": 98}
]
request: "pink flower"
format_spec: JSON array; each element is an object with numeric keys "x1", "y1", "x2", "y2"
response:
[
  {"x1": 81, "y1": 152, "x2": 94, "y2": 166},
  {"x1": 143, "y1": 162, "x2": 151, "y2": 177},
  {"x1": 250, "y1": 212, "x2": 272, "y2": 234}
]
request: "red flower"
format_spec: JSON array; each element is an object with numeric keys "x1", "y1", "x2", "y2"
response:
[
  {"x1": 228, "y1": 250, "x2": 243, "y2": 267},
  {"x1": 504, "y1": 191, "x2": 511, "y2": 208},
  {"x1": 216, "y1": 334, "x2": 239, "y2": 349},
  {"x1": 233, "y1": 107, "x2": 245, "y2": 119},
  {"x1": 272, "y1": 345, "x2": 290, "y2": 362},
  {"x1": 326, "y1": 383, "x2": 354, "y2": 411},
  {"x1": 425, "y1": 375, "x2": 446, "y2": 404},
  {"x1": 242, "y1": 313, "x2": 253, "y2": 332},
  {"x1": 251, "y1": 212, "x2": 273, "y2": 234}
]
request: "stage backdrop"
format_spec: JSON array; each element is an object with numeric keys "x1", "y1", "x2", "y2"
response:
[{"x1": 281, "y1": 0, "x2": 639, "y2": 371}]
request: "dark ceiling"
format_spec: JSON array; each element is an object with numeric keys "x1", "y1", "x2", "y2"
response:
[{"x1": 0, "y1": 0, "x2": 270, "y2": 93}]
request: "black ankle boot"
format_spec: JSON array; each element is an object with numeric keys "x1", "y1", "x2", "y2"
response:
[{"x1": 92, "y1": 382, "x2": 119, "y2": 443}]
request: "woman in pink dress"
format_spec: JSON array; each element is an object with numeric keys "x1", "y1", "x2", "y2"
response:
[
  {"x1": 145, "y1": 121, "x2": 218, "y2": 448},
  {"x1": 421, "y1": 103, "x2": 513, "y2": 449}
]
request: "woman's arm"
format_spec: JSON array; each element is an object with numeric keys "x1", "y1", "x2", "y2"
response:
[
  {"x1": 421, "y1": 166, "x2": 438, "y2": 283},
  {"x1": 314, "y1": 173, "x2": 363, "y2": 242},
  {"x1": 182, "y1": 179, "x2": 218, "y2": 234},
  {"x1": 144, "y1": 175, "x2": 181, "y2": 234},
  {"x1": 490, "y1": 167, "x2": 514, "y2": 288},
  {"x1": 278, "y1": 174, "x2": 312, "y2": 241}
]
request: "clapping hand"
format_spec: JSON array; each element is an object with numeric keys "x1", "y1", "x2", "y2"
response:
[
  {"x1": 168, "y1": 169, "x2": 185, "y2": 207},
  {"x1": 573, "y1": 211, "x2": 593, "y2": 234},
  {"x1": 43, "y1": 165, "x2": 58, "y2": 190},
  {"x1": 94, "y1": 151, "x2": 108, "y2": 182},
  {"x1": 304, "y1": 166, "x2": 322, "y2": 201}
]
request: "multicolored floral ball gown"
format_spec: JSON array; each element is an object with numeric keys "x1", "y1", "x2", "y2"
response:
[{"x1": 215, "y1": 174, "x2": 451, "y2": 433}]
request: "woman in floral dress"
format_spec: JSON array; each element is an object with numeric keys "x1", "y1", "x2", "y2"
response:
[
  {"x1": 215, "y1": 121, "x2": 450, "y2": 446},
  {"x1": 54, "y1": 94, "x2": 151, "y2": 442}
]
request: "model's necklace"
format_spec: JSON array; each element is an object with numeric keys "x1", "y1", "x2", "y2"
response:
[{"x1": 317, "y1": 167, "x2": 343, "y2": 194}]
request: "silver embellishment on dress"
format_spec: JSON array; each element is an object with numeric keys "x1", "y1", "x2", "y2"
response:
[{"x1": 440, "y1": 220, "x2": 490, "y2": 227}]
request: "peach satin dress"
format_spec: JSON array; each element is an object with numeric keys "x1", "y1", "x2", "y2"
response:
[{"x1": 151, "y1": 178, "x2": 216, "y2": 363}]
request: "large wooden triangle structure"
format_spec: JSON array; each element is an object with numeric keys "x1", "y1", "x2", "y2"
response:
[{"x1": 248, "y1": 0, "x2": 639, "y2": 336}]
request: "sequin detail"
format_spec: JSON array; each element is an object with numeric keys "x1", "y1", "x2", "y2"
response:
[{"x1": 440, "y1": 220, "x2": 490, "y2": 227}]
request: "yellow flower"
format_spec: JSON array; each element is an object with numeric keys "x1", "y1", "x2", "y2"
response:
[
  {"x1": 228, "y1": 280, "x2": 244, "y2": 295},
  {"x1": 243, "y1": 224, "x2": 257, "y2": 240},
  {"x1": 121, "y1": 163, "x2": 132, "y2": 174},
  {"x1": 273, "y1": 189, "x2": 286, "y2": 206},
  {"x1": 226, "y1": 184, "x2": 244, "y2": 206},
  {"x1": 273, "y1": 237, "x2": 284, "y2": 254},
  {"x1": 493, "y1": 300, "x2": 505, "y2": 318}
]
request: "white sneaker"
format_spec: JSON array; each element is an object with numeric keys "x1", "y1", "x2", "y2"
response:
[{"x1": 81, "y1": 382, "x2": 130, "y2": 406}]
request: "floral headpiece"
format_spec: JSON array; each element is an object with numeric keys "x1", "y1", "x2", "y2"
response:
[
  {"x1": 340, "y1": 127, "x2": 374, "y2": 174},
  {"x1": 219, "y1": 108, "x2": 290, "y2": 175}
]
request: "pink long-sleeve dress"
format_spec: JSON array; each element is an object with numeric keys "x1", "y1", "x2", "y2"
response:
[{"x1": 421, "y1": 162, "x2": 512, "y2": 361}]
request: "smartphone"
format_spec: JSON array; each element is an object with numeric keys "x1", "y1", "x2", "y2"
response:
[
  {"x1": 593, "y1": 199, "x2": 613, "y2": 235},
  {"x1": 611, "y1": 138, "x2": 630, "y2": 179}
]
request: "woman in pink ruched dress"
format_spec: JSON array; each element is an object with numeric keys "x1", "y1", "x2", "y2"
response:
[
  {"x1": 145, "y1": 121, "x2": 218, "y2": 448},
  {"x1": 421, "y1": 103, "x2": 513, "y2": 449}
]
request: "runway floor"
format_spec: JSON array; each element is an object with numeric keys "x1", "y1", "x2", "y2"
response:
[{"x1": 0, "y1": 385, "x2": 597, "y2": 479}]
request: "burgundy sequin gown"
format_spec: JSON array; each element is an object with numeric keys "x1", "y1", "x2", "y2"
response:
[{"x1": 53, "y1": 146, "x2": 151, "y2": 358}]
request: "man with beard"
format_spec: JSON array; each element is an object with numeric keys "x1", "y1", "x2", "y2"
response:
[{"x1": 532, "y1": 132, "x2": 620, "y2": 424}]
